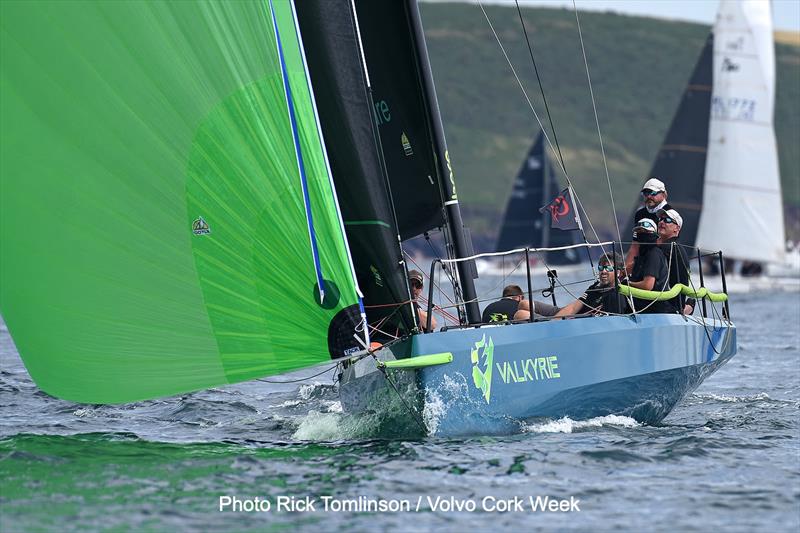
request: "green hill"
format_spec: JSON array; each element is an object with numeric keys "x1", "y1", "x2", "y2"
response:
[{"x1": 420, "y1": 3, "x2": 800, "y2": 250}]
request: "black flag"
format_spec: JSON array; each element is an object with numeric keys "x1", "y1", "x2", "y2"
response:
[{"x1": 539, "y1": 187, "x2": 580, "y2": 231}]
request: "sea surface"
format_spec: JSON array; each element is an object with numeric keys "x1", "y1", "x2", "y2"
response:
[{"x1": 1, "y1": 282, "x2": 799, "y2": 532}]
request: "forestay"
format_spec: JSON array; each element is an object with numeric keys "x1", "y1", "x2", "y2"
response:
[{"x1": 0, "y1": 1, "x2": 363, "y2": 403}]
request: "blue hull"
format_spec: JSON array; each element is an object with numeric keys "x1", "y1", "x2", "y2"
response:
[{"x1": 339, "y1": 314, "x2": 736, "y2": 437}]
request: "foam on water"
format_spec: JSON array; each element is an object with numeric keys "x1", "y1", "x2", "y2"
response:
[
  {"x1": 290, "y1": 382, "x2": 424, "y2": 441},
  {"x1": 524, "y1": 415, "x2": 641, "y2": 434},
  {"x1": 693, "y1": 392, "x2": 772, "y2": 403}
]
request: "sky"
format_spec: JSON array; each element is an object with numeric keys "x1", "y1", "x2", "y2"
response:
[{"x1": 449, "y1": 0, "x2": 800, "y2": 32}]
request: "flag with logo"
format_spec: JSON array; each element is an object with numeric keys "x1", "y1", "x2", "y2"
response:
[{"x1": 539, "y1": 187, "x2": 580, "y2": 231}]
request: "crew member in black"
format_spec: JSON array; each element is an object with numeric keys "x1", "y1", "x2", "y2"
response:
[
  {"x1": 482, "y1": 285, "x2": 524, "y2": 323},
  {"x1": 408, "y1": 269, "x2": 436, "y2": 332},
  {"x1": 625, "y1": 177, "x2": 672, "y2": 274},
  {"x1": 628, "y1": 218, "x2": 673, "y2": 313},
  {"x1": 554, "y1": 252, "x2": 629, "y2": 317},
  {"x1": 657, "y1": 208, "x2": 695, "y2": 315}
]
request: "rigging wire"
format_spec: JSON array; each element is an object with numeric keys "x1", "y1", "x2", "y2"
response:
[
  {"x1": 571, "y1": 0, "x2": 624, "y2": 250},
  {"x1": 513, "y1": 0, "x2": 567, "y2": 176},
  {"x1": 476, "y1": 1, "x2": 612, "y2": 263}
]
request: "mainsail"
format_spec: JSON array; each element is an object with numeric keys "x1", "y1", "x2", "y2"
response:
[
  {"x1": 296, "y1": 0, "x2": 481, "y2": 331},
  {"x1": 695, "y1": 0, "x2": 785, "y2": 263},
  {"x1": 495, "y1": 132, "x2": 580, "y2": 264},
  {"x1": 0, "y1": 1, "x2": 363, "y2": 402}
]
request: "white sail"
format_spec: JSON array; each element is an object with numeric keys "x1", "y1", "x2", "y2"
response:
[{"x1": 695, "y1": 0, "x2": 785, "y2": 263}]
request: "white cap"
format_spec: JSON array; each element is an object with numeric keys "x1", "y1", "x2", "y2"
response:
[
  {"x1": 641, "y1": 178, "x2": 666, "y2": 193},
  {"x1": 657, "y1": 208, "x2": 683, "y2": 228},
  {"x1": 634, "y1": 218, "x2": 658, "y2": 233}
]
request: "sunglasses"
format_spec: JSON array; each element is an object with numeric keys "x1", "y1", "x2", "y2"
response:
[
  {"x1": 410, "y1": 280, "x2": 423, "y2": 289},
  {"x1": 641, "y1": 189, "x2": 661, "y2": 197},
  {"x1": 597, "y1": 264, "x2": 615, "y2": 272},
  {"x1": 659, "y1": 216, "x2": 677, "y2": 224}
]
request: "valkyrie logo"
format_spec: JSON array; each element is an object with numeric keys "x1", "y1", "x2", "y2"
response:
[
  {"x1": 471, "y1": 334, "x2": 494, "y2": 403},
  {"x1": 192, "y1": 216, "x2": 211, "y2": 235}
]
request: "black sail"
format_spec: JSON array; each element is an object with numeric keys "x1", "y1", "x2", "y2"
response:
[
  {"x1": 495, "y1": 131, "x2": 580, "y2": 265},
  {"x1": 296, "y1": 1, "x2": 415, "y2": 336},
  {"x1": 626, "y1": 34, "x2": 713, "y2": 245},
  {"x1": 353, "y1": 0, "x2": 447, "y2": 240}
]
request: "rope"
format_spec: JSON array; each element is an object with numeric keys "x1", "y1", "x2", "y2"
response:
[
  {"x1": 366, "y1": 351, "x2": 428, "y2": 434},
  {"x1": 257, "y1": 363, "x2": 337, "y2": 384}
]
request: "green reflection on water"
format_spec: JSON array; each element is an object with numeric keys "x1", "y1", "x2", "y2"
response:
[{"x1": 0, "y1": 433, "x2": 377, "y2": 531}]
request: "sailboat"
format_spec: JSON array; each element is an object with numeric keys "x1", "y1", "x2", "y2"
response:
[
  {"x1": 477, "y1": 131, "x2": 583, "y2": 277},
  {"x1": 1, "y1": 0, "x2": 736, "y2": 437},
  {"x1": 628, "y1": 0, "x2": 798, "y2": 291},
  {"x1": 495, "y1": 131, "x2": 582, "y2": 264}
]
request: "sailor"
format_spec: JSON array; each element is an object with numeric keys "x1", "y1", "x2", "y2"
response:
[
  {"x1": 512, "y1": 298, "x2": 561, "y2": 321},
  {"x1": 657, "y1": 208, "x2": 695, "y2": 315},
  {"x1": 554, "y1": 252, "x2": 628, "y2": 318},
  {"x1": 625, "y1": 177, "x2": 672, "y2": 274},
  {"x1": 408, "y1": 269, "x2": 437, "y2": 332},
  {"x1": 481, "y1": 285, "x2": 525, "y2": 323},
  {"x1": 627, "y1": 218, "x2": 673, "y2": 313}
]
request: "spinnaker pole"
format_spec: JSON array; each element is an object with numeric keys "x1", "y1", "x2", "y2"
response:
[{"x1": 407, "y1": 0, "x2": 481, "y2": 324}]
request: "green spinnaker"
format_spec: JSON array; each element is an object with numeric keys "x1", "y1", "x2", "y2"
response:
[{"x1": 0, "y1": 1, "x2": 359, "y2": 403}]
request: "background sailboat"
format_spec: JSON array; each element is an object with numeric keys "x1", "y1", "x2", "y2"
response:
[
  {"x1": 625, "y1": 0, "x2": 797, "y2": 289},
  {"x1": 495, "y1": 130, "x2": 581, "y2": 265},
  {"x1": 478, "y1": 131, "x2": 584, "y2": 277}
]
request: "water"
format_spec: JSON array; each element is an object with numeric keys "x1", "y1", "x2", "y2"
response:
[{"x1": 2, "y1": 291, "x2": 798, "y2": 532}]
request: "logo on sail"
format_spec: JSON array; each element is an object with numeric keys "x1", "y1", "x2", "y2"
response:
[
  {"x1": 370, "y1": 265, "x2": 384, "y2": 288},
  {"x1": 527, "y1": 156, "x2": 541, "y2": 170},
  {"x1": 722, "y1": 57, "x2": 739, "y2": 72},
  {"x1": 401, "y1": 133, "x2": 413, "y2": 156},
  {"x1": 192, "y1": 216, "x2": 211, "y2": 236},
  {"x1": 471, "y1": 334, "x2": 494, "y2": 403}
]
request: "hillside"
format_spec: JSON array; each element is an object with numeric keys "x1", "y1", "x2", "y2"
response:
[{"x1": 419, "y1": 3, "x2": 800, "y2": 251}]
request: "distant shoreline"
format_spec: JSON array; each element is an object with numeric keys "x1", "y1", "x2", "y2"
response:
[{"x1": 775, "y1": 31, "x2": 800, "y2": 47}]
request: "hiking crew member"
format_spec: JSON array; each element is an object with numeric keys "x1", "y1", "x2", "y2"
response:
[
  {"x1": 626, "y1": 178, "x2": 672, "y2": 274},
  {"x1": 554, "y1": 252, "x2": 628, "y2": 318},
  {"x1": 481, "y1": 285, "x2": 524, "y2": 323},
  {"x1": 657, "y1": 208, "x2": 695, "y2": 315},
  {"x1": 627, "y1": 218, "x2": 673, "y2": 313}
]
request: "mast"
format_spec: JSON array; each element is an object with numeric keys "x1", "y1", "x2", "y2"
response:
[{"x1": 407, "y1": 0, "x2": 480, "y2": 323}]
